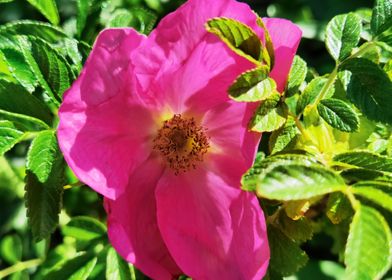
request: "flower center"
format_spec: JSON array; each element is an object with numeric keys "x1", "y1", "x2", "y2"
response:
[{"x1": 153, "y1": 114, "x2": 209, "y2": 174}]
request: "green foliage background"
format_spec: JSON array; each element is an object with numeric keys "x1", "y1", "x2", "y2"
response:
[{"x1": 0, "y1": 0, "x2": 391, "y2": 279}]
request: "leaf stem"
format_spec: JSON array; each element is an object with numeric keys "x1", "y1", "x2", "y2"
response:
[
  {"x1": 0, "y1": 259, "x2": 42, "y2": 278},
  {"x1": 311, "y1": 67, "x2": 338, "y2": 111},
  {"x1": 63, "y1": 181, "x2": 84, "y2": 190},
  {"x1": 345, "y1": 188, "x2": 359, "y2": 211},
  {"x1": 345, "y1": 41, "x2": 376, "y2": 61}
]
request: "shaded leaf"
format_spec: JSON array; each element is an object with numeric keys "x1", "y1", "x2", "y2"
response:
[
  {"x1": 286, "y1": 55, "x2": 307, "y2": 96},
  {"x1": 278, "y1": 212, "x2": 313, "y2": 243},
  {"x1": 0, "y1": 234, "x2": 22, "y2": 264},
  {"x1": 296, "y1": 77, "x2": 334, "y2": 115},
  {"x1": 340, "y1": 58, "x2": 392, "y2": 124},
  {"x1": 268, "y1": 225, "x2": 309, "y2": 277},
  {"x1": 326, "y1": 192, "x2": 353, "y2": 224},
  {"x1": 0, "y1": 79, "x2": 52, "y2": 126}
]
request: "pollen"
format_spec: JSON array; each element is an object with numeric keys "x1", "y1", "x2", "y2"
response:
[{"x1": 153, "y1": 114, "x2": 210, "y2": 174}]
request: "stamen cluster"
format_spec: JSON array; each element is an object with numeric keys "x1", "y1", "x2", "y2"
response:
[{"x1": 153, "y1": 114, "x2": 209, "y2": 174}]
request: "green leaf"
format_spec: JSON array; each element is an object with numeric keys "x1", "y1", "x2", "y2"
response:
[
  {"x1": 250, "y1": 93, "x2": 288, "y2": 132},
  {"x1": 126, "y1": 8, "x2": 157, "y2": 34},
  {"x1": 0, "y1": 79, "x2": 52, "y2": 126},
  {"x1": 326, "y1": 13, "x2": 361, "y2": 61},
  {"x1": 0, "y1": 234, "x2": 22, "y2": 264},
  {"x1": 278, "y1": 212, "x2": 313, "y2": 243},
  {"x1": 0, "y1": 120, "x2": 24, "y2": 156},
  {"x1": 106, "y1": 247, "x2": 133, "y2": 280},
  {"x1": 256, "y1": 164, "x2": 346, "y2": 200},
  {"x1": 107, "y1": 9, "x2": 134, "y2": 28},
  {"x1": 206, "y1": 17, "x2": 262, "y2": 64},
  {"x1": 62, "y1": 217, "x2": 106, "y2": 241},
  {"x1": 242, "y1": 153, "x2": 317, "y2": 192},
  {"x1": 76, "y1": 0, "x2": 89, "y2": 37},
  {"x1": 296, "y1": 77, "x2": 334, "y2": 115},
  {"x1": 269, "y1": 116, "x2": 299, "y2": 154},
  {"x1": 228, "y1": 66, "x2": 276, "y2": 102},
  {"x1": 353, "y1": 186, "x2": 392, "y2": 213},
  {"x1": 385, "y1": 59, "x2": 392, "y2": 80},
  {"x1": 0, "y1": 48, "x2": 37, "y2": 92},
  {"x1": 326, "y1": 192, "x2": 353, "y2": 224},
  {"x1": 0, "y1": 20, "x2": 67, "y2": 44},
  {"x1": 45, "y1": 252, "x2": 98, "y2": 280},
  {"x1": 27, "y1": 130, "x2": 61, "y2": 182},
  {"x1": 19, "y1": 36, "x2": 74, "y2": 106},
  {"x1": 268, "y1": 225, "x2": 309, "y2": 277},
  {"x1": 25, "y1": 130, "x2": 65, "y2": 241},
  {"x1": 334, "y1": 151, "x2": 392, "y2": 173},
  {"x1": 371, "y1": 0, "x2": 392, "y2": 36},
  {"x1": 340, "y1": 58, "x2": 392, "y2": 124},
  {"x1": 317, "y1": 98, "x2": 359, "y2": 132},
  {"x1": 256, "y1": 17, "x2": 274, "y2": 68},
  {"x1": 0, "y1": 0, "x2": 14, "y2": 2},
  {"x1": 340, "y1": 168, "x2": 385, "y2": 181},
  {"x1": 26, "y1": 0, "x2": 60, "y2": 25},
  {"x1": 344, "y1": 204, "x2": 392, "y2": 280},
  {"x1": 287, "y1": 55, "x2": 307, "y2": 96}
]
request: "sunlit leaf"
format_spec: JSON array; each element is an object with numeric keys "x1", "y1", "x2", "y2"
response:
[
  {"x1": 228, "y1": 66, "x2": 276, "y2": 102},
  {"x1": 26, "y1": 0, "x2": 60, "y2": 25},
  {"x1": 106, "y1": 247, "x2": 133, "y2": 280},
  {"x1": 62, "y1": 216, "x2": 106, "y2": 241},
  {"x1": 334, "y1": 151, "x2": 392, "y2": 173},
  {"x1": 0, "y1": 120, "x2": 24, "y2": 156},
  {"x1": 371, "y1": 0, "x2": 392, "y2": 36},
  {"x1": 345, "y1": 204, "x2": 392, "y2": 280},
  {"x1": 256, "y1": 164, "x2": 346, "y2": 200},
  {"x1": 250, "y1": 93, "x2": 287, "y2": 132},
  {"x1": 317, "y1": 98, "x2": 359, "y2": 132},
  {"x1": 325, "y1": 13, "x2": 361, "y2": 61},
  {"x1": 206, "y1": 17, "x2": 262, "y2": 64},
  {"x1": 25, "y1": 130, "x2": 65, "y2": 241}
]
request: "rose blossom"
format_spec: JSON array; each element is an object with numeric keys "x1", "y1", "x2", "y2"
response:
[{"x1": 58, "y1": 0, "x2": 301, "y2": 279}]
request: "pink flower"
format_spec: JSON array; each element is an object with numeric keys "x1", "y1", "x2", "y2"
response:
[{"x1": 58, "y1": 0, "x2": 301, "y2": 279}]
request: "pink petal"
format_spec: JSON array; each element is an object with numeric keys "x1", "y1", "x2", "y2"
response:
[
  {"x1": 132, "y1": 0, "x2": 260, "y2": 113},
  {"x1": 58, "y1": 28, "x2": 154, "y2": 199},
  {"x1": 105, "y1": 156, "x2": 181, "y2": 279},
  {"x1": 156, "y1": 168, "x2": 269, "y2": 280},
  {"x1": 263, "y1": 18, "x2": 302, "y2": 92},
  {"x1": 202, "y1": 100, "x2": 260, "y2": 184}
]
